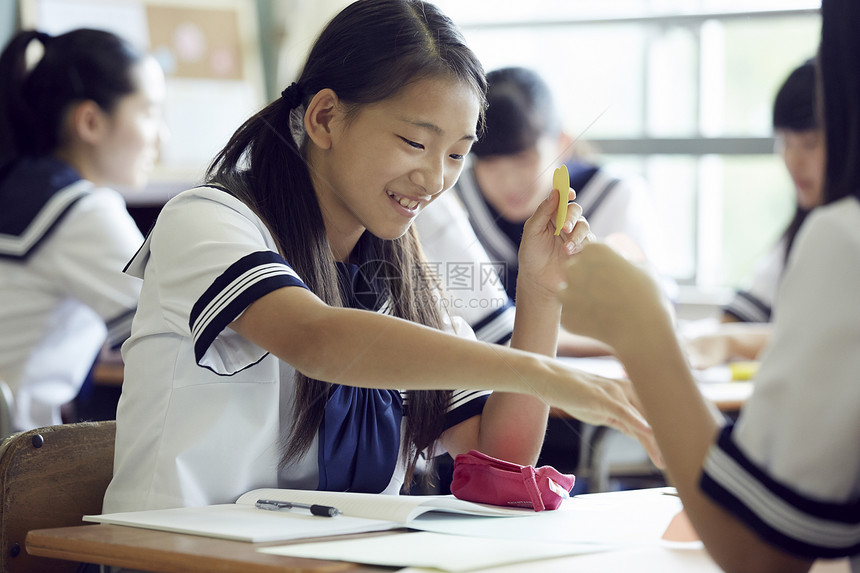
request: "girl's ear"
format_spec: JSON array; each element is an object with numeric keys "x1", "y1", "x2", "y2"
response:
[
  {"x1": 304, "y1": 88, "x2": 340, "y2": 150},
  {"x1": 69, "y1": 100, "x2": 109, "y2": 146}
]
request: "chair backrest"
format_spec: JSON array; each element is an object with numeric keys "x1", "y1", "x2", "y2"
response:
[{"x1": 0, "y1": 421, "x2": 116, "y2": 573}]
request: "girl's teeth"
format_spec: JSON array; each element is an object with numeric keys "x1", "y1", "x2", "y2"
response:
[{"x1": 392, "y1": 193, "x2": 419, "y2": 210}]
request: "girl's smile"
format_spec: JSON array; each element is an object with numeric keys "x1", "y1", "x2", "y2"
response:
[{"x1": 386, "y1": 189, "x2": 426, "y2": 217}]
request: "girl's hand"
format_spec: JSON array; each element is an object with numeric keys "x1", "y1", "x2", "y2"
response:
[
  {"x1": 517, "y1": 186, "x2": 596, "y2": 299},
  {"x1": 541, "y1": 358, "x2": 663, "y2": 469},
  {"x1": 556, "y1": 243, "x2": 672, "y2": 353}
]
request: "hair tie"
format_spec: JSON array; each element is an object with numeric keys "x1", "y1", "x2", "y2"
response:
[{"x1": 280, "y1": 82, "x2": 303, "y2": 109}]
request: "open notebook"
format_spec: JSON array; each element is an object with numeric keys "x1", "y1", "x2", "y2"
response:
[{"x1": 83, "y1": 487, "x2": 532, "y2": 543}]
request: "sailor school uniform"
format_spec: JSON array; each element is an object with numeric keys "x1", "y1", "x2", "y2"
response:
[
  {"x1": 0, "y1": 156, "x2": 142, "y2": 431},
  {"x1": 103, "y1": 186, "x2": 489, "y2": 513},
  {"x1": 701, "y1": 197, "x2": 860, "y2": 568}
]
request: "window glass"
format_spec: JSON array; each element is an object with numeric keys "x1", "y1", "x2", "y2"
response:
[
  {"x1": 640, "y1": 155, "x2": 699, "y2": 281},
  {"x1": 463, "y1": 25, "x2": 647, "y2": 138},
  {"x1": 712, "y1": 18, "x2": 821, "y2": 136},
  {"x1": 647, "y1": 25, "x2": 698, "y2": 137},
  {"x1": 430, "y1": 3, "x2": 820, "y2": 290}
]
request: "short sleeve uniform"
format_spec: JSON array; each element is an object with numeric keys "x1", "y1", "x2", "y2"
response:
[
  {"x1": 0, "y1": 157, "x2": 142, "y2": 430},
  {"x1": 104, "y1": 186, "x2": 489, "y2": 513},
  {"x1": 700, "y1": 197, "x2": 860, "y2": 568},
  {"x1": 723, "y1": 238, "x2": 787, "y2": 323}
]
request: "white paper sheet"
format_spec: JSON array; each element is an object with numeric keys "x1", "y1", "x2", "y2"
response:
[
  {"x1": 409, "y1": 487, "x2": 681, "y2": 546},
  {"x1": 259, "y1": 531, "x2": 610, "y2": 572}
]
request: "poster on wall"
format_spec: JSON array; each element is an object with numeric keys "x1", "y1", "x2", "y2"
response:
[{"x1": 20, "y1": 0, "x2": 266, "y2": 203}]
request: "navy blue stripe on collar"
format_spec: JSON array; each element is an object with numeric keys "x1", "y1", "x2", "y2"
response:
[
  {"x1": 0, "y1": 156, "x2": 82, "y2": 234},
  {"x1": 0, "y1": 156, "x2": 88, "y2": 260},
  {"x1": 0, "y1": 182, "x2": 92, "y2": 260}
]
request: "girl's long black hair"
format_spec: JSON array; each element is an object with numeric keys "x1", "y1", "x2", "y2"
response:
[{"x1": 207, "y1": 0, "x2": 487, "y2": 489}]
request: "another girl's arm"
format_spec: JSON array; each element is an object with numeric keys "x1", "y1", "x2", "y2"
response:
[{"x1": 557, "y1": 243, "x2": 811, "y2": 573}]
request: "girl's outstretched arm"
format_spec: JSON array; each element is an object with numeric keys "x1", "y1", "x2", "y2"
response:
[{"x1": 230, "y1": 281, "x2": 658, "y2": 465}]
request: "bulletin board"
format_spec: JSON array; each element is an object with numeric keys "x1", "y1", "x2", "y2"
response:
[{"x1": 19, "y1": 0, "x2": 266, "y2": 202}]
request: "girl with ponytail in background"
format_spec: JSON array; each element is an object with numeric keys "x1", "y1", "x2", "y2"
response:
[{"x1": 0, "y1": 29, "x2": 166, "y2": 431}]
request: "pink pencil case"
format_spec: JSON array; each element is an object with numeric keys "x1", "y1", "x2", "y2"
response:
[{"x1": 450, "y1": 449, "x2": 575, "y2": 512}]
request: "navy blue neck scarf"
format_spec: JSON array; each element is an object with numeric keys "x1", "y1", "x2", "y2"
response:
[{"x1": 316, "y1": 260, "x2": 403, "y2": 493}]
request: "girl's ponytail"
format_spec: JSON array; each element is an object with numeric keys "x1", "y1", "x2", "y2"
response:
[{"x1": 0, "y1": 31, "x2": 50, "y2": 169}]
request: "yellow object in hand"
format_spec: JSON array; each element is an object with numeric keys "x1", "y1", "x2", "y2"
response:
[{"x1": 553, "y1": 165, "x2": 569, "y2": 236}]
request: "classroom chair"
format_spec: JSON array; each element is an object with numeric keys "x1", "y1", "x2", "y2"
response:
[
  {"x1": 539, "y1": 417, "x2": 664, "y2": 493},
  {"x1": 583, "y1": 425, "x2": 664, "y2": 492},
  {"x1": 0, "y1": 420, "x2": 116, "y2": 573}
]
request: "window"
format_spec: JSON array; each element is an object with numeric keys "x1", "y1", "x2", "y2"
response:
[{"x1": 434, "y1": 1, "x2": 820, "y2": 294}]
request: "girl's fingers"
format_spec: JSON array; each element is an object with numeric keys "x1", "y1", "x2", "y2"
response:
[
  {"x1": 603, "y1": 404, "x2": 665, "y2": 470},
  {"x1": 563, "y1": 218, "x2": 592, "y2": 254}
]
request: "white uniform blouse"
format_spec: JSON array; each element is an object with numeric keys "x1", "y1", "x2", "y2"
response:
[
  {"x1": 104, "y1": 186, "x2": 489, "y2": 513},
  {"x1": 0, "y1": 158, "x2": 142, "y2": 431},
  {"x1": 701, "y1": 196, "x2": 860, "y2": 567}
]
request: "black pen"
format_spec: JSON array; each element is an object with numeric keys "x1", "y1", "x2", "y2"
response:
[{"x1": 255, "y1": 498, "x2": 341, "y2": 517}]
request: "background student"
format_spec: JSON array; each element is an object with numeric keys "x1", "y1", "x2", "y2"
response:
[
  {"x1": 557, "y1": 0, "x2": 860, "y2": 567},
  {"x1": 104, "y1": 0, "x2": 659, "y2": 513},
  {"x1": 0, "y1": 29, "x2": 165, "y2": 431},
  {"x1": 416, "y1": 65, "x2": 660, "y2": 358},
  {"x1": 685, "y1": 58, "x2": 825, "y2": 370}
]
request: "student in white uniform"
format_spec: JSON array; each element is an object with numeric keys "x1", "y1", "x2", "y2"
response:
[
  {"x1": 104, "y1": 0, "x2": 661, "y2": 513},
  {"x1": 0, "y1": 29, "x2": 166, "y2": 431},
  {"x1": 685, "y1": 59, "x2": 826, "y2": 370},
  {"x1": 558, "y1": 0, "x2": 860, "y2": 568}
]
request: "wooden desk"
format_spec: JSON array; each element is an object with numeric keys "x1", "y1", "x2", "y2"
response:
[
  {"x1": 26, "y1": 524, "x2": 390, "y2": 573},
  {"x1": 26, "y1": 522, "x2": 850, "y2": 573}
]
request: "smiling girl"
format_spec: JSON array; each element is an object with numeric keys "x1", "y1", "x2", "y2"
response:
[
  {"x1": 0, "y1": 29, "x2": 165, "y2": 431},
  {"x1": 104, "y1": 0, "x2": 658, "y2": 512}
]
